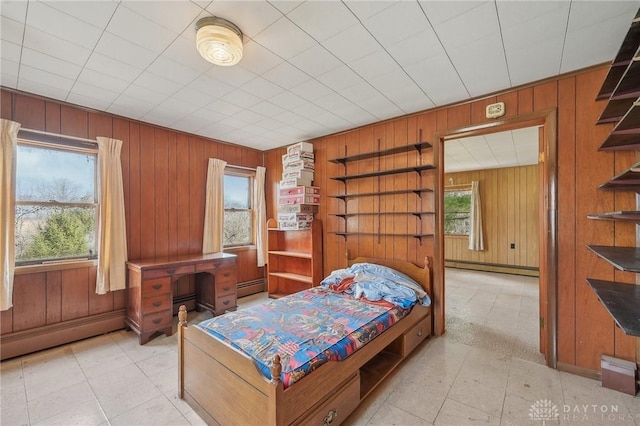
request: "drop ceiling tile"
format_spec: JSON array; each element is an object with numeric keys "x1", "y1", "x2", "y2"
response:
[
  {"x1": 0, "y1": 1, "x2": 28, "y2": 22},
  {"x1": 234, "y1": 109, "x2": 266, "y2": 124},
  {"x1": 19, "y1": 64, "x2": 75, "y2": 92},
  {"x1": 249, "y1": 101, "x2": 285, "y2": 118},
  {"x1": 340, "y1": 81, "x2": 380, "y2": 104},
  {"x1": 242, "y1": 76, "x2": 285, "y2": 99},
  {"x1": 501, "y1": 5, "x2": 569, "y2": 53},
  {"x1": 162, "y1": 35, "x2": 214, "y2": 74},
  {"x1": 287, "y1": 1, "x2": 358, "y2": 42},
  {"x1": 107, "y1": 5, "x2": 177, "y2": 53},
  {"x1": 45, "y1": 1, "x2": 118, "y2": 28},
  {"x1": 207, "y1": 64, "x2": 258, "y2": 88},
  {"x1": 190, "y1": 1, "x2": 212, "y2": 10},
  {"x1": 238, "y1": 40, "x2": 284, "y2": 74},
  {"x1": 146, "y1": 56, "x2": 201, "y2": 85},
  {"x1": 70, "y1": 80, "x2": 121, "y2": 103},
  {"x1": 2, "y1": 39, "x2": 22, "y2": 62},
  {"x1": 109, "y1": 94, "x2": 157, "y2": 117},
  {"x1": 122, "y1": 1, "x2": 201, "y2": 34},
  {"x1": 267, "y1": 0, "x2": 304, "y2": 15},
  {"x1": 366, "y1": 68, "x2": 416, "y2": 99},
  {"x1": 361, "y1": 96, "x2": 404, "y2": 120},
  {"x1": 387, "y1": 29, "x2": 443, "y2": 67},
  {"x1": 65, "y1": 92, "x2": 112, "y2": 112},
  {"x1": 350, "y1": 50, "x2": 400, "y2": 82},
  {"x1": 322, "y1": 24, "x2": 380, "y2": 63},
  {"x1": 433, "y1": 2, "x2": 499, "y2": 51},
  {"x1": 336, "y1": 106, "x2": 377, "y2": 126},
  {"x1": 172, "y1": 115, "x2": 209, "y2": 134},
  {"x1": 171, "y1": 86, "x2": 216, "y2": 108},
  {"x1": 317, "y1": 65, "x2": 364, "y2": 91},
  {"x1": 272, "y1": 110, "x2": 306, "y2": 126},
  {"x1": 255, "y1": 117, "x2": 287, "y2": 132},
  {"x1": 187, "y1": 74, "x2": 235, "y2": 99},
  {"x1": 388, "y1": 86, "x2": 434, "y2": 114},
  {"x1": 23, "y1": 26, "x2": 92, "y2": 66},
  {"x1": 269, "y1": 91, "x2": 307, "y2": 110},
  {"x1": 76, "y1": 68, "x2": 130, "y2": 93},
  {"x1": 289, "y1": 45, "x2": 342, "y2": 78},
  {"x1": 290, "y1": 78, "x2": 334, "y2": 102},
  {"x1": 216, "y1": 115, "x2": 252, "y2": 130},
  {"x1": 513, "y1": 127, "x2": 540, "y2": 141},
  {"x1": 404, "y1": 55, "x2": 469, "y2": 106},
  {"x1": 1, "y1": 59, "x2": 18, "y2": 87},
  {"x1": 84, "y1": 52, "x2": 143, "y2": 82},
  {"x1": 26, "y1": 1, "x2": 102, "y2": 49},
  {"x1": 206, "y1": 1, "x2": 282, "y2": 38},
  {"x1": 566, "y1": 0, "x2": 639, "y2": 33},
  {"x1": 154, "y1": 97, "x2": 201, "y2": 121},
  {"x1": 19, "y1": 48, "x2": 82, "y2": 80},
  {"x1": 221, "y1": 89, "x2": 263, "y2": 108},
  {"x1": 363, "y1": 1, "x2": 429, "y2": 47},
  {"x1": 262, "y1": 62, "x2": 310, "y2": 89},
  {"x1": 418, "y1": 1, "x2": 484, "y2": 26},
  {"x1": 94, "y1": 32, "x2": 158, "y2": 70},
  {"x1": 133, "y1": 71, "x2": 182, "y2": 97},
  {"x1": 119, "y1": 85, "x2": 167, "y2": 106},
  {"x1": 343, "y1": 1, "x2": 395, "y2": 21},
  {"x1": 253, "y1": 17, "x2": 316, "y2": 60},
  {"x1": 506, "y1": 40, "x2": 563, "y2": 87},
  {"x1": 19, "y1": 78, "x2": 70, "y2": 100},
  {"x1": 1, "y1": 16, "x2": 25, "y2": 44},
  {"x1": 205, "y1": 99, "x2": 243, "y2": 116}
]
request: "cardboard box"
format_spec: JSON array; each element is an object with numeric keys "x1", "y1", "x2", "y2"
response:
[
  {"x1": 279, "y1": 186, "x2": 320, "y2": 196},
  {"x1": 282, "y1": 169, "x2": 314, "y2": 181},
  {"x1": 282, "y1": 152, "x2": 314, "y2": 164},
  {"x1": 277, "y1": 213, "x2": 314, "y2": 222},
  {"x1": 278, "y1": 194, "x2": 320, "y2": 205},
  {"x1": 277, "y1": 204, "x2": 318, "y2": 214},
  {"x1": 278, "y1": 220, "x2": 312, "y2": 230},
  {"x1": 601, "y1": 355, "x2": 637, "y2": 395},
  {"x1": 279, "y1": 178, "x2": 312, "y2": 189},
  {"x1": 287, "y1": 142, "x2": 313, "y2": 155},
  {"x1": 284, "y1": 159, "x2": 315, "y2": 172}
]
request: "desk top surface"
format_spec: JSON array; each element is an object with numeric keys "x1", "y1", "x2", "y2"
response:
[{"x1": 127, "y1": 252, "x2": 237, "y2": 270}]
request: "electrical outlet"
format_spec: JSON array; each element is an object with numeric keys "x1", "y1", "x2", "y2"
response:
[{"x1": 510, "y1": 243, "x2": 515, "y2": 249}]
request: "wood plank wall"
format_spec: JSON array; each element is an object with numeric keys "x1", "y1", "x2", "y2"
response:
[
  {"x1": 264, "y1": 65, "x2": 638, "y2": 373},
  {"x1": 444, "y1": 165, "x2": 539, "y2": 271},
  {"x1": 0, "y1": 89, "x2": 265, "y2": 340}
]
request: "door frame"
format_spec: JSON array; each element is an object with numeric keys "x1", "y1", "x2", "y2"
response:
[{"x1": 433, "y1": 109, "x2": 558, "y2": 368}]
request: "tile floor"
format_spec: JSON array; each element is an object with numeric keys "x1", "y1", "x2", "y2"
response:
[{"x1": 1, "y1": 269, "x2": 639, "y2": 425}]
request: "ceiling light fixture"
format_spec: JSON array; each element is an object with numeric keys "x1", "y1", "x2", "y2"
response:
[{"x1": 195, "y1": 16, "x2": 243, "y2": 66}]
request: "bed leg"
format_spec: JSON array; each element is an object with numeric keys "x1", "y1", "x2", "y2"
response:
[{"x1": 178, "y1": 305, "x2": 187, "y2": 399}]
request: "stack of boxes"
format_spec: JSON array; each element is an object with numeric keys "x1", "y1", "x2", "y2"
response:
[{"x1": 278, "y1": 142, "x2": 320, "y2": 230}]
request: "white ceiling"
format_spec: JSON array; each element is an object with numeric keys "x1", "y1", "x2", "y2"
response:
[
  {"x1": 1, "y1": 1, "x2": 638, "y2": 151},
  {"x1": 445, "y1": 126, "x2": 540, "y2": 173}
]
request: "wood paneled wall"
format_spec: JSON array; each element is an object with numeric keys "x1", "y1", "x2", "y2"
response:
[
  {"x1": 444, "y1": 165, "x2": 539, "y2": 272},
  {"x1": 0, "y1": 89, "x2": 265, "y2": 347},
  {"x1": 264, "y1": 65, "x2": 638, "y2": 373}
]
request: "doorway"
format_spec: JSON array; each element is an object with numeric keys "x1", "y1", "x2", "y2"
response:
[{"x1": 433, "y1": 110, "x2": 558, "y2": 367}]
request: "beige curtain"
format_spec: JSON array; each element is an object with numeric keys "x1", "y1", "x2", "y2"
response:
[
  {"x1": 1, "y1": 119, "x2": 20, "y2": 311},
  {"x1": 468, "y1": 180, "x2": 485, "y2": 251},
  {"x1": 203, "y1": 158, "x2": 227, "y2": 254},
  {"x1": 96, "y1": 137, "x2": 128, "y2": 294},
  {"x1": 254, "y1": 166, "x2": 267, "y2": 266}
]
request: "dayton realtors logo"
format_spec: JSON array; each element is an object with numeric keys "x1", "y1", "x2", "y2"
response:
[
  {"x1": 529, "y1": 399, "x2": 559, "y2": 425},
  {"x1": 530, "y1": 400, "x2": 636, "y2": 424}
]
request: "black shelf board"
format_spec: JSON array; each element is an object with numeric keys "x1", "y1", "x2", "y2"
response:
[
  {"x1": 330, "y1": 211, "x2": 435, "y2": 218},
  {"x1": 588, "y1": 211, "x2": 640, "y2": 221},
  {"x1": 610, "y1": 55, "x2": 640, "y2": 100},
  {"x1": 587, "y1": 245, "x2": 640, "y2": 272},
  {"x1": 331, "y1": 164, "x2": 435, "y2": 182},
  {"x1": 331, "y1": 232, "x2": 434, "y2": 240},
  {"x1": 330, "y1": 188, "x2": 433, "y2": 200},
  {"x1": 597, "y1": 63, "x2": 630, "y2": 100},
  {"x1": 329, "y1": 142, "x2": 432, "y2": 164},
  {"x1": 598, "y1": 132, "x2": 640, "y2": 151},
  {"x1": 598, "y1": 161, "x2": 640, "y2": 189},
  {"x1": 611, "y1": 99, "x2": 640, "y2": 132},
  {"x1": 596, "y1": 97, "x2": 637, "y2": 124},
  {"x1": 586, "y1": 278, "x2": 640, "y2": 337}
]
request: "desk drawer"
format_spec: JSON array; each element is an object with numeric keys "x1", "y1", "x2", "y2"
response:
[
  {"x1": 196, "y1": 261, "x2": 216, "y2": 272},
  {"x1": 215, "y1": 294, "x2": 236, "y2": 312},
  {"x1": 142, "y1": 277, "x2": 171, "y2": 295},
  {"x1": 142, "y1": 295, "x2": 171, "y2": 314},
  {"x1": 142, "y1": 310, "x2": 172, "y2": 330},
  {"x1": 143, "y1": 264, "x2": 195, "y2": 279},
  {"x1": 402, "y1": 314, "x2": 431, "y2": 356},
  {"x1": 295, "y1": 374, "x2": 360, "y2": 426},
  {"x1": 216, "y1": 267, "x2": 236, "y2": 283},
  {"x1": 215, "y1": 280, "x2": 235, "y2": 297}
]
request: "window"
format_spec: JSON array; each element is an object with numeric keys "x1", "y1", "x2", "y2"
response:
[
  {"x1": 223, "y1": 169, "x2": 254, "y2": 247},
  {"x1": 15, "y1": 140, "x2": 98, "y2": 265},
  {"x1": 444, "y1": 188, "x2": 472, "y2": 235}
]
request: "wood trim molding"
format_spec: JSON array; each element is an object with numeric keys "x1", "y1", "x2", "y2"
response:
[
  {"x1": 0, "y1": 309, "x2": 126, "y2": 360},
  {"x1": 557, "y1": 361, "x2": 601, "y2": 381}
]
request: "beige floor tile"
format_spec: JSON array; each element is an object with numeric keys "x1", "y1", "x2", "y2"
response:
[
  {"x1": 501, "y1": 394, "x2": 565, "y2": 426},
  {"x1": 507, "y1": 358, "x2": 564, "y2": 404},
  {"x1": 27, "y1": 380, "x2": 96, "y2": 424},
  {"x1": 136, "y1": 348, "x2": 178, "y2": 377},
  {"x1": 1, "y1": 401, "x2": 29, "y2": 426},
  {"x1": 386, "y1": 374, "x2": 450, "y2": 424},
  {"x1": 434, "y1": 398, "x2": 499, "y2": 426},
  {"x1": 31, "y1": 399, "x2": 107, "y2": 426},
  {"x1": 21, "y1": 347, "x2": 86, "y2": 402},
  {"x1": 365, "y1": 401, "x2": 433, "y2": 425},
  {"x1": 1, "y1": 356, "x2": 24, "y2": 383},
  {"x1": 109, "y1": 394, "x2": 186, "y2": 426},
  {"x1": 2, "y1": 380, "x2": 27, "y2": 407},
  {"x1": 110, "y1": 329, "x2": 174, "y2": 363},
  {"x1": 184, "y1": 409, "x2": 211, "y2": 426}
]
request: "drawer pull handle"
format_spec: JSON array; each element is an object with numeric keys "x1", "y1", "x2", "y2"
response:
[
  {"x1": 323, "y1": 409, "x2": 337, "y2": 425},
  {"x1": 166, "y1": 268, "x2": 176, "y2": 274},
  {"x1": 152, "y1": 301, "x2": 162, "y2": 307},
  {"x1": 417, "y1": 329, "x2": 423, "y2": 337},
  {"x1": 223, "y1": 300, "x2": 230, "y2": 305},
  {"x1": 152, "y1": 318, "x2": 162, "y2": 325},
  {"x1": 152, "y1": 284, "x2": 162, "y2": 290},
  {"x1": 223, "y1": 272, "x2": 230, "y2": 277},
  {"x1": 223, "y1": 286, "x2": 230, "y2": 291}
]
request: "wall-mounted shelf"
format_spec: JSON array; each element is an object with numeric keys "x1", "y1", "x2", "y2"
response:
[
  {"x1": 599, "y1": 99, "x2": 640, "y2": 150},
  {"x1": 331, "y1": 164, "x2": 435, "y2": 182},
  {"x1": 598, "y1": 161, "x2": 640, "y2": 190},
  {"x1": 597, "y1": 98, "x2": 637, "y2": 124},
  {"x1": 330, "y1": 188, "x2": 433, "y2": 200},
  {"x1": 330, "y1": 212, "x2": 435, "y2": 219},
  {"x1": 586, "y1": 279, "x2": 640, "y2": 337},
  {"x1": 588, "y1": 211, "x2": 640, "y2": 221},
  {"x1": 328, "y1": 141, "x2": 432, "y2": 164},
  {"x1": 332, "y1": 232, "x2": 434, "y2": 242},
  {"x1": 587, "y1": 245, "x2": 640, "y2": 272}
]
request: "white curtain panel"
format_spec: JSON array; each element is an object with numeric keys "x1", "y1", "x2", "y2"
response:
[
  {"x1": 0, "y1": 119, "x2": 20, "y2": 310},
  {"x1": 254, "y1": 166, "x2": 267, "y2": 266},
  {"x1": 96, "y1": 137, "x2": 128, "y2": 294},
  {"x1": 468, "y1": 180, "x2": 485, "y2": 251},
  {"x1": 203, "y1": 158, "x2": 227, "y2": 254}
]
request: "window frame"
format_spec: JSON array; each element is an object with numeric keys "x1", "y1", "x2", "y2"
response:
[
  {"x1": 15, "y1": 137, "x2": 99, "y2": 267},
  {"x1": 223, "y1": 167, "x2": 255, "y2": 248},
  {"x1": 443, "y1": 184, "x2": 472, "y2": 237}
]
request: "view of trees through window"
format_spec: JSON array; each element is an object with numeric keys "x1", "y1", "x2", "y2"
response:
[
  {"x1": 223, "y1": 173, "x2": 253, "y2": 247},
  {"x1": 15, "y1": 143, "x2": 97, "y2": 264},
  {"x1": 444, "y1": 190, "x2": 471, "y2": 235}
]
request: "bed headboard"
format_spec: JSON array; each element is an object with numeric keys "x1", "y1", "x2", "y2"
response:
[{"x1": 349, "y1": 256, "x2": 432, "y2": 297}]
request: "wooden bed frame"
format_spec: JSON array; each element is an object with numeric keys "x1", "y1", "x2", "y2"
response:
[{"x1": 177, "y1": 256, "x2": 433, "y2": 425}]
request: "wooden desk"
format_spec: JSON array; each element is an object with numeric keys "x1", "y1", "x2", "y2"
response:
[{"x1": 126, "y1": 253, "x2": 237, "y2": 344}]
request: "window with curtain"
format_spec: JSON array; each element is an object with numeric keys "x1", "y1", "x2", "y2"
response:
[
  {"x1": 15, "y1": 139, "x2": 98, "y2": 265},
  {"x1": 444, "y1": 188, "x2": 472, "y2": 235},
  {"x1": 223, "y1": 168, "x2": 254, "y2": 247}
]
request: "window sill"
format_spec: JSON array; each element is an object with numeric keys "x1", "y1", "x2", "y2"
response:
[
  {"x1": 444, "y1": 234, "x2": 469, "y2": 238},
  {"x1": 15, "y1": 259, "x2": 98, "y2": 275},
  {"x1": 224, "y1": 245, "x2": 257, "y2": 253}
]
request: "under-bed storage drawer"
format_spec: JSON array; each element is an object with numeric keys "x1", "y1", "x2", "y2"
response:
[
  {"x1": 401, "y1": 314, "x2": 431, "y2": 356},
  {"x1": 294, "y1": 373, "x2": 360, "y2": 426}
]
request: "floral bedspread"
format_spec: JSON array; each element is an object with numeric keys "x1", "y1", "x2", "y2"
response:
[{"x1": 196, "y1": 286, "x2": 409, "y2": 388}]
